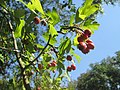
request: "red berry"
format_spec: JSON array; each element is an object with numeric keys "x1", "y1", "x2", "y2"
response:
[
  {"x1": 41, "y1": 20, "x2": 47, "y2": 26},
  {"x1": 71, "y1": 64, "x2": 76, "y2": 70},
  {"x1": 48, "y1": 63, "x2": 52, "y2": 67},
  {"x1": 82, "y1": 33, "x2": 88, "y2": 40},
  {"x1": 37, "y1": 87, "x2": 41, "y2": 90},
  {"x1": 84, "y1": 29, "x2": 91, "y2": 37},
  {"x1": 81, "y1": 48, "x2": 90, "y2": 54},
  {"x1": 86, "y1": 39, "x2": 93, "y2": 43},
  {"x1": 51, "y1": 62, "x2": 56, "y2": 67},
  {"x1": 38, "y1": 64, "x2": 43, "y2": 70},
  {"x1": 67, "y1": 66, "x2": 71, "y2": 72},
  {"x1": 78, "y1": 42, "x2": 87, "y2": 50},
  {"x1": 77, "y1": 36, "x2": 84, "y2": 42},
  {"x1": 87, "y1": 42, "x2": 95, "y2": 49},
  {"x1": 52, "y1": 60, "x2": 57, "y2": 64},
  {"x1": 34, "y1": 17, "x2": 40, "y2": 24},
  {"x1": 66, "y1": 55, "x2": 72, "y2": 61}
]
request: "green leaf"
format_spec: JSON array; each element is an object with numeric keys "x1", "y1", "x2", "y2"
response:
[
  {"x1": 15, "y1": 19, "x2": 25, "y2": 38},
  {"x1": 19, "y1": 0, "x2": 44, "y2": 15},
  {"x1": 47, "y1": 7, "x2": 60, "y2": 25},
  {"x1": 0, "y1": 54, "x2": 4, "y2": 63},
  {"x1": 82, "y1": 20, "x2": 100, "y2": 33},
  {"x1": 75, "y1": 9, "x2": 82, "y2": 23},
  {"x1": 58, "y1": 38, "x2": 71, "y2": 55},
  {"x1": 43, "y1": 53, "x2": 52, "y2": 62},
  {"x1": 84, "y1": 4, "x2": 99, "y2": 18},
  {"x1": 87, "y1": 23, "x2": 100, "y2": 31},
  {"x1": 34, "y1": 0, "x2": 45, "y2": 15},
  {"x1": 70, "y1": 48, "x2": 81, "y2": 63},
  {"x1": 43, "y1": 32, "x2": 57, "y2": 45},
  {"x1": 49, "y1": 24, "x2": 58, "y2": 37},
  {"x1": 84, "y1": 0, "x2": 93, "y2": 7},
  {"x1": 14, "y1": 9, "x2": 25, "y2": 18},
  {"x1": 70, "y1": 14, "x2": 75, "y2": 26},
  {"x1": 57, "y1": 61, "x2": 65, "y2": 70},
  {"x1": 73, "y1": 34, "x2": 79, "y2": 46},
  {"x1": 75, "y1": 0, "x2": 99, "y2": 22},
  {"x1": 35, "y1": 44, "x2": 44, "y2": 49},
  {"x1": 73, "y1": 53, "x2": 81, "y2": 63}
]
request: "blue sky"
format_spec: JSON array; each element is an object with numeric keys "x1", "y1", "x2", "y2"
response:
[{"x1": 70, "y1": 1, "x2": 120, "y2": 80}]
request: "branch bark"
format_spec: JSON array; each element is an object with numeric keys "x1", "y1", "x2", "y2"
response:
[{"x1": 1, "y1": 10, "x2": 32, "y2": 89}]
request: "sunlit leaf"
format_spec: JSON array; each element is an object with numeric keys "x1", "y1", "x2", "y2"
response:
[
  {"x1": 0, "y1": 54, "x2": 4, "y2": 63},
  {"x1": 70, "y1": 14, "x2": 75, "y2": 26},
  {"x1": 47, "y1": 7, "x2": 60, "y2": 25},
  {"x1": 49, "y1": 24, "x2": 58, "y2": 37},
  {"x1": 18, "y1": 0, "x2": 44, "y2": 15},
  {"x1": 43, "y1": 32, "x2": 57, "y2": 45},
  {"x1": 15, "y1": 19, "x2": 25, "y2": 38},
  {"x1": 75, "y1": 0, "x2": 99, "y2": 22}
]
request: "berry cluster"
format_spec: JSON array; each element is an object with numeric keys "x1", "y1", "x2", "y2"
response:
[
  {"x1": 77, "y1": 29, "x2": 94, "y2": 54},
  {"x1": 47, "y1": 60, "x2": 57, "y2": 68},
  {"x1": 67, "y1": 64, "x2": 76, "y2": 72},
  {"x1": 66, "y1": 55, "x2": 76, "y2": 72},
  {"x1": 34, "y1": 17, "x2": 46, "y2": 26}
]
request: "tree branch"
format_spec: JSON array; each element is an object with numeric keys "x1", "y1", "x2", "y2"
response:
[
  {"x1": 24, "y1": 35, "x2": 51, "y2": 70},
  {"x1": 0, "y1": 8, "x2": 32, "y2": 90},
  {"x1": 60, "y1": 26, "x2": 83, "y2": 32}
]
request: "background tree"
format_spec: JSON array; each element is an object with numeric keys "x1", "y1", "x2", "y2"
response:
[{"x1": 77, "y1": 51, "x2": 120, "y2": 90}]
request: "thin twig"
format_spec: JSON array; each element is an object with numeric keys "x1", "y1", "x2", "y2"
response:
[{"x1": 24, "y1": 35, "x2": 51, "y2": 70}]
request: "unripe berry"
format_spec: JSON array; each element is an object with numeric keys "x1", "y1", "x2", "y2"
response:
[
  {"x1": 66, "y1": 55, "x2": 72, "y2": 61},
  {"x1": 34, "y1": 17, "x2": 40, "y2": 24}
]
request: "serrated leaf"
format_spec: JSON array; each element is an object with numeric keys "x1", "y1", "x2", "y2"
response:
[
  {"x1": 59, "y1": 38, "x2": 71, "y2": 55},
  {"x1": 47, "y1": 7, "x2": 60, "y2": 25},
  {"x1": 84, "y1": 4, "x2": 99, "y2": 17},
  {"x1": 82, "y1": 21, "x2": 100, "y2": 33},
  {"x1": 75, "y1": 0, "x2": 99, "y2": 22},
  {"x1": 33, "y1": 0, "x2": 44, "y2": 15},
  {"x1": 87, "y1": 23, "x2": 100, "y2": 31},
  {"x1": 49, "y1": 24, "x2": 58, "y2": 37},
  {"x1": 15, "y1": 19, "x2": 25, "y2": 38},
  {"x1": 19, "y1": 0, "x2": 44, "y2": 15}
]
